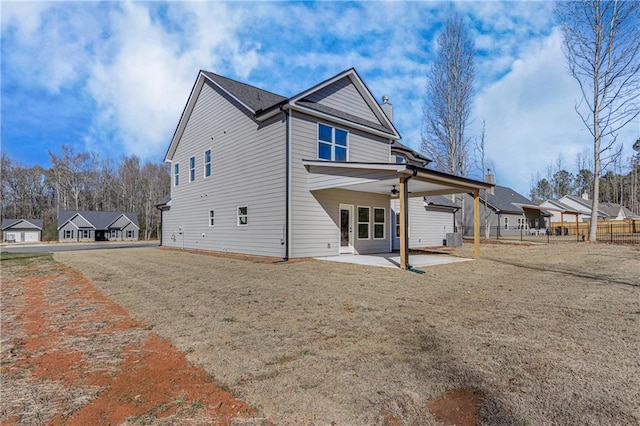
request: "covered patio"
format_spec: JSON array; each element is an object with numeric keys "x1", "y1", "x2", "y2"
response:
[{"x1": 303, "y1": 160, "x2": 494, "y2": 269}]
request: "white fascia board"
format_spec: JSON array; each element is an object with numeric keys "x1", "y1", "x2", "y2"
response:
[
  {"x1": 165, "y1": 75, "x2": 205, "y2": 162},
  {"x1": 302, "y1": 160, "x2": 407, "y2": 172},
  {"x1": 291, "y1": 104, "x2": 399, "y2": 139}
]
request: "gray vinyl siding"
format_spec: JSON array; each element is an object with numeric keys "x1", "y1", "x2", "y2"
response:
[
  {"x1": 163, "y1": 79, "x2": 286, "y2": 257},
  {"x1": 121, "y1": 222, "x2": 139, "y2": 240},
  {"x1": 303, "y1": 77, "x2": 378, "y2": 123},
  {"x1": 59, "y1": 223, "x2": 77, "y2": 241},
  {"x1": 391, "y1": 199, "x2": 454, "y2": 249},
  {"x1": 290, "y1": 111, "x2": 392, "y2": 257}
]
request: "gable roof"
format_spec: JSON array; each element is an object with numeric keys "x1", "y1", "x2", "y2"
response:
[
  {"x1": 599, "y1": 202, "x2": 640, "y2": 219},
  {"x1": 289, "y1": 68, "x2": 400, "y2": 139},
  {"x1": 558, "y1": 195, "x2": 608, "y2": 217},
  {"x1": 201, "y1": 71, "x2": 287, "y2": 114},
  {"x1": 481, "y1": 185, "x2": 535, "y2": 214},
  {"x1": 57, "y1": 211, "x2": 139, "y2": 230},
  {"x1": 165, "y1": 68, "x2": 401, "y2": 161},
  {"x1": 1, "y1": 218, "x2": 43, "y2": 230}
]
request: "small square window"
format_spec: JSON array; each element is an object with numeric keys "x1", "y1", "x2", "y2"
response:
[{"x1": 238, "y1": 206, "x2": 248, "y2": 226}]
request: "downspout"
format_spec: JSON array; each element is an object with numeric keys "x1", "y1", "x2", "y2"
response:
[{"x1": 281, "y1": 104, "x2": 292, "y2": 261}]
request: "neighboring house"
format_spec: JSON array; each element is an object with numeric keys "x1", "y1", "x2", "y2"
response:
[
  {"x1": 549, "y1": 194, "x2": 608, "y2": 222},
  {"x1": 462, "y1": 184, "x2": 550, "y2": 236},
  {"x1": 57, "y1": 211, "x2": 139, "y2": 242},
  {"x1": 160, "y1": 68, "x2": 492, "y2": 266},
  {"x1": 599, "y1": 202, "x2": 640, "y2": 221},
  {"x1": 2, "y1": 219, "x2": 43, "y2": 243}
]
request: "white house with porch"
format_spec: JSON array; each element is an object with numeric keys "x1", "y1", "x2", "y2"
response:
[{"x1": 159, "y1": 68, "x2": 492, "y2": 268}]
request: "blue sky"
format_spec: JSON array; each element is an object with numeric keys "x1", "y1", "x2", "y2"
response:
[{"x1": 2, "y1": 1, "x2": 638, "y2": 196}]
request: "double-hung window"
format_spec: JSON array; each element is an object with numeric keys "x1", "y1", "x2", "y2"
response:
[
  {"x1": 209, "y1": 209, "x2": 215, "y2": 227},
  {"x1": 174, "y1": 163, "x2": 179, "y2": 186},
  {"x1": 126, "y1": 230, "x2": 134, "y2": 238},
  {"x1": 204, "y1": 150, "x2": 211, "y2": 177},
  {"x1": 357, "y1": 206, "x2": 370, "y2": 239},
  {"x1": 65, "y1": 230, "x2": 73, "y2": 239},
  {"x1": 238, "y1": 206, "x2": 248, "y2": 226},
  {"x1": 318, "y1": 123, "x2": 348, "y2": 161},
  {"x1": 189, "y1": 156, "x2": 196, "y2": 182},
  {"x1": 373, "y1": 208, "x2": 385, "y2": 239}
]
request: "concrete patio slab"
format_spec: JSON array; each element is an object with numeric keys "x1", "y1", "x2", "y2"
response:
[{"x1": 315, "y1": 253, "x2": 473, "y2": 269}]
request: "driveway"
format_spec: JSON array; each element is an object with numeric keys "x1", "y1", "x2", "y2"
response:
[{"x1": 0, "y1": 241, "x2": 158, "y2": 254}]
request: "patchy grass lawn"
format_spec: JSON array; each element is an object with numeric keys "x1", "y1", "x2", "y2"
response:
[{"x1": 22, "y1": 243, "x2": 640, "y2": 424}]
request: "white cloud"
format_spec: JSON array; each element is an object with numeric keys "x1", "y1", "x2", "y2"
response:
[{"x1": 474, "y1": 28, "x2": 586, "y2": 193}]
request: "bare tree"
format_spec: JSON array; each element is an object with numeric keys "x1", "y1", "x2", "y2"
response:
[
  {"x1": 474, "y1": 120, "x2": 494, "y2": 238},
  {"x1": 556, "y1": 0, "x2": 640, "y2": 240},
  {"x1": 421, "y1": 14, "x2": 476, "y2": 177}
]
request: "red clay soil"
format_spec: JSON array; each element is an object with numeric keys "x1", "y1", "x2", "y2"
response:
[
  {"x1": 427, "y1": 389, "x2": 483, "y2": 426},
  {"x1": 1, "y1": 257, "x2": 256, "y2": 425}
]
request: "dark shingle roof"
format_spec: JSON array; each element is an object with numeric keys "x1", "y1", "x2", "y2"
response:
[
  {"x1": 1, "y1": 218, "x2": 44, "y2": 230},
  {"x1": 391, "y1": 141, "x2": 432, "y2": 165},
  {"x1": 202, "y1": 71, "x2": 287, "y2": 113},
  {"x1": 155, "y1": 194, "x2": 171, "y2": 208},
  {"x1": 57, "y1": 211, "x2": 139, "y2": 230},
  {"x1": 484, "y1": 185, "x2": 534, "y2": 214}
]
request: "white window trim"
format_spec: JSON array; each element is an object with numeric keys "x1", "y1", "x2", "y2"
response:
[
  {"x1": 174, "y1": 162, "x2": 179, "y2": 186},
  {"x1": 317, "y1": 122, "x2": 349, "y2": 161},
  {"x1": 373, "y1": 207, "x2": 385, "y2": 239},
  {"x1": 209, "y1": 209, "x2": 215, "y2": 227},
  {"x1": 189, "y1": 156, "x2": 196, "y2": 182},
  {"x1": 357, "y1": 206, "x2": 370, "y2": 240},
  {"x1": 204, "y1": 149, "x2": 211, "y2": 178},
  {"x1": 237, "y1": 206, "x2": 248, "y2": 226},
  {"x1": 504, "y1": 217, "x2": 509, "y2": 229}
]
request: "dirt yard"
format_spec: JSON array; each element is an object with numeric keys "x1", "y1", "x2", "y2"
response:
[
  {"x1": 0, "y1": 253, "x2": 257, "y2": 425},
  {"x1": 3, "y1": 242, "x2": 639, "y2": 425}
]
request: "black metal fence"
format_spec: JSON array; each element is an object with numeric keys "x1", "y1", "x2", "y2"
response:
[{"x1": 461, "y1": 222, "x2": 640, "y2": 244}]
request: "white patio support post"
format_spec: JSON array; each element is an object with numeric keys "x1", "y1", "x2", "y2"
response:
[
  {"x1": 474, "y1": 189, "x2": 480, "y2": 259},
  {"x1": 399, "y1": 176, "x2": 409, "y2": 269}
]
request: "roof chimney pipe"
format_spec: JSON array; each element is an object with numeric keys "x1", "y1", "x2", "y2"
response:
[{"x1": 380, "y1": 95, "x2": 392, "y2": 122}]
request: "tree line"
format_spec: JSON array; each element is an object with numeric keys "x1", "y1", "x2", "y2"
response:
[
  {"x1": 529, "y1": 150, "x2": 640, "y2": 216},
  {"x1": 1, "y1": 145, "x2": 170, "y2": 241}
]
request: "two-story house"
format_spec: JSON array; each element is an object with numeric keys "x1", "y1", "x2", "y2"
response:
[{"x1": 160, "y1": 68, "x2": 492, "y2": 267}]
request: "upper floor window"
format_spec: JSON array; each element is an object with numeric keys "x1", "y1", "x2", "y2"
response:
[
  {"x1": 189, "y1": 156, "x2": 196, "y2": 182},
  {"x1": 318, "y1": 123, "x2": 348, "y2": 161},
  {"x1": 204, "y1": 150, "x2": 211, "y2": 177},
  {"x1": 209, "y1": 209, "x2": 215, "y2": 227},
  {"x1": 395, "y1": 155, "x2": 406, "y2": 164},
  {"x1": 174, "y1": 163, "x2": 179, "y2": 186}
]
